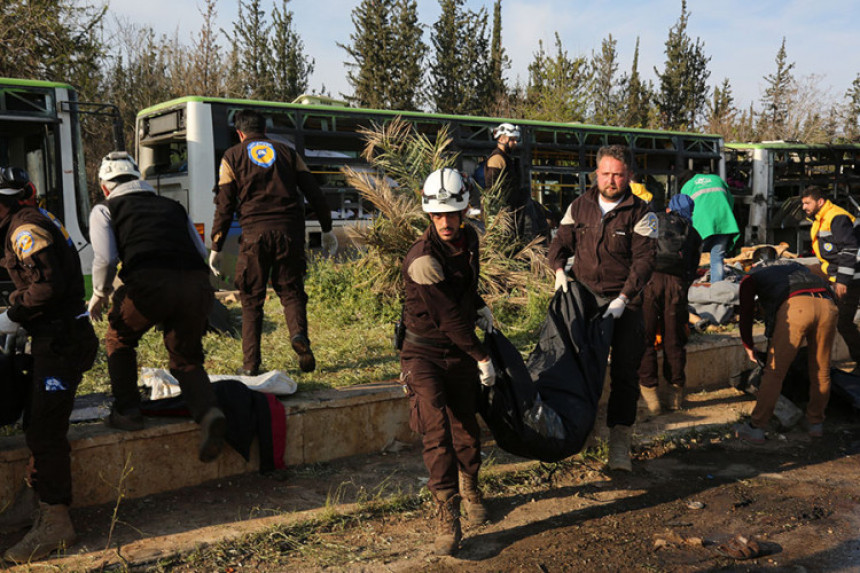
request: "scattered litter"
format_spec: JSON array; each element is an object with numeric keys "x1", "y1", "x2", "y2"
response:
[
  {"x1": 381, "y1": 439, "x2": 409, "y2": 454},
  {"x1": 714, "y1": 534, "x2": 761, "y2": 560},
  {"x1": 686, "y1": 500, "x2": 705, "y2": 510},
  {"x1": 417, "y1": 477, "x2": 429, "y2": 485},
  {"x1": 653, "y1": 530, "x2": 704, "y2": 550}
]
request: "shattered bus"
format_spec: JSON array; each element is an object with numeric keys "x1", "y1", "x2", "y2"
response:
[
  {"x1": 134, "y1": 95, "x2": 724, "y2": 281},
  {"x1": 724, "y1": 142, "x2": 860, "y2": 252}
]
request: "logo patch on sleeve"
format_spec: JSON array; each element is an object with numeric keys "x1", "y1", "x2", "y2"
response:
[
  {"x1": 247, "y1": 142, "x2": 277, "y2": 168},
  {"x1": 634, "y1": 212, "x2": 660, "y2": 238},
  {"x1": 12, "y1": 224, "x2": 53, "y2": 259},
  {"x1": 44, "y1": 377, "x2": 68, "y2": 392}
]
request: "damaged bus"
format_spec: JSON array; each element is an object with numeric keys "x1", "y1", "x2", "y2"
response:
[{"x1": 134, "y1": 95, "x2": 725, "y2": 281}]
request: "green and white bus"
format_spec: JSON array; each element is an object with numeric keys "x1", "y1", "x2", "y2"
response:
[
  {"x1": 724, "y1": 142, "x2": 860, "y2": 251},
  {"x1": 0, "y1": 78, "x2": 96, "y2": 297},
  {"x1": 134, "y1": 95, "x2": 725, "y2": 276}
]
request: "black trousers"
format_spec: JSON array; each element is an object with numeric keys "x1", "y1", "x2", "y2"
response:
[
  {"x1": 606, "y1": 305, "x2": 646, "y2": 428},
  {"x1": 26, "y1": 318, "x2": 97, "y2": 505},
  {"x1": 105, "y1": 268, "x2": 215, "y2": 422},
  {"x1": 638, "y1": 273, "x2": 689, "y2": 388}
]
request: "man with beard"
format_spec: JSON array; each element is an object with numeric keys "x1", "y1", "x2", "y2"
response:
[
  {"x1": 548, "y1": 145, "x2": 657, "y2": 472},
  {"x1": 800, "y1": 185, "x2": 860, "y2": 370},
  {"x1": 400, "y1": 168, "x2": 496, "y2": 555}
]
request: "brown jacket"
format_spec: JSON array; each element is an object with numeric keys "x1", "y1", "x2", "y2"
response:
[
  {"x1": 1, "y1": 205, "x2": 87, "y2": 329},
  {"x1": 548, "y1": 187, "x2": 657, "y2": 302},
  {"x1": 402, "y1": 223, "x2": 487, "y2": 361},
  {"x1": 485, "y1": 147, "x2": 528, "y2": 208},
  {"x1": 211, "y1": 134, "x2": 332, "y2": 250}
]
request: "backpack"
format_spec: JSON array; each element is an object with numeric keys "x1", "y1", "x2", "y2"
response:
[
  {"x1": 473, "y1": 159, "x2": 488, "y2": 188},
  {"x1": 654, "y1": 212, "x2": 691, "y2": 276}
]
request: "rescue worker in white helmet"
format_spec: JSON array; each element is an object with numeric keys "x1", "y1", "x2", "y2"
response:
[
  {"x1": 400, "y1": 167, "x2": 496, "y2": 556},
  {"x1": 0, "y1": 166, "x2": 98, "y2": 563},
  {"x1": 484, "y1": 123, "x2": 548, "y2": 242},
  {"x1": 87, "y1": 151, "x2": 227, "y2": 461}
]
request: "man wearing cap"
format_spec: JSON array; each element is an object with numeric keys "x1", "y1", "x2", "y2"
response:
[
  {"x1": 638, "y1": 194, "x2": 702, "y2": 416},
  {"x1": 0, "y1": 167, "x2": 98, "y2": 563},
  {"x1": 210, "y1": 109, "x2": 338, "y2": 376},
  {"x1": 87, "y1": 152, "x2": 226, "y2": 462},
  {"x1": 400, "y1": 168, "x2": 496, "y2": 556}
]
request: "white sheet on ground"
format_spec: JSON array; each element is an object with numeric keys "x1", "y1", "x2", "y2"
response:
[{"x1": 141, "y1": 368, "x2": 298, "y2": 400}]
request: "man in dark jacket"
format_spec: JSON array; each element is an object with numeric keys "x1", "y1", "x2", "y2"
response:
[
  {"x1": 484, "y1": 122, "x2": 547, "y2": 242},
  {"x1": 0, "y1": 167, "x2": 98, "y2": 563},
  {"x1": 638, "y1": 194, "x2": 702, "y2": 415},
  {"x1": 209, "y1": 109, "x2": 337, "y2": 375},
  {"x1": 735, "y1": 248, "x2": 838, "y2": 443},
  {"x1": 87, "y1": 152, "x2": 226, "y2": 463},
  {"x1": 401, "y1": 168, "x2": 495, "y2": 556},
  {"x1": 548, "y1": 144, "x2": 657, "y2": 471},
  {"x1": 801, "y1": 185, "x2": 860, "y2": 370}
]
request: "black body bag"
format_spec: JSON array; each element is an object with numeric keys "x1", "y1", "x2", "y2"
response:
[{"x1": 479, "y1": 283, "x2": 613, "y2": 462}]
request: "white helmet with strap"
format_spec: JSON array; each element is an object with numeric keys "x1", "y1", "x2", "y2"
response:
[
  {"x1": 422, "y1": 168, "x2": 470, "y2": 213},
  {"x1": 98, "y1": 151, "x2": 141, "y2": 182},
  {"x1": 493, "y1": 122, "x2": 520, "y2": 140}
]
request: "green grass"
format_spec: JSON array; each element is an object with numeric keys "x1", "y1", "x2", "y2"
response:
[{"x1": 78, "y1": 257, "x2": 550, "y2": 396}]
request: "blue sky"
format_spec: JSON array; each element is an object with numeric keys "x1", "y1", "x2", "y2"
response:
[{"x1": 97, "y1": 0, "x2": 859, "y2": 111}]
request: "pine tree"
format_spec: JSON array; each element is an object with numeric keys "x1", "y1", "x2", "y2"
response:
[
  {"x1": 340, "y1": 0, "x2": 392, "y2": 108},
  {"x1": 842, "y1": 74, "x2": 860, "y2": 142},
  {"x1": 654, "y1": 0, "x2": 711, "y2": 131},
  {"x1": 705, "y1": 78, "x2": 738, "y2": 139},
  {"x1": 485, "y1": 0, "x2": 509, "y2": 113},
  {"x1": 589, "y1": 34, "x2": 619, "y2": 125},
  {"x1": 429, "y1": 0, "x2": 492, "y2": 115},
  {"x1": 230, "y1": 0, "x2": 273, "y2": 99},
  {"x1": 388, "y1": 0, "x2": 426, "y2": 111},
  {"x1": 759, "y1": 37, "x2": 795, "y2": 140},
  {"x1": 271, "y1": 0, "x2": 315, "y2": 102},
  {"x1": 521, "y1": 33, "x2": 589, "y2": 122},
  {"x1": 618, "y1": 38, "x2": 652, "y2": 128}
]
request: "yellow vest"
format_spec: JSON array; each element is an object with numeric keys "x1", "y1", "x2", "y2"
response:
[
  {"x1": 810, "y1": 200, "x2": 855, "y2": 281},
  {"x1": 629, "y1": 182, "x2": 652, "y2": 203}
]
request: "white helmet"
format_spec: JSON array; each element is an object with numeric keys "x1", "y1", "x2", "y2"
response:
[
  {"x1": 493, "y1": 122, "x2": 520, "y2": 140},
  {"x1": 98, "y1": 151, "x2": 141, "y2": 182},
  {"x1": 422, "y1": 168, "x2": 470, "y2": 213}
]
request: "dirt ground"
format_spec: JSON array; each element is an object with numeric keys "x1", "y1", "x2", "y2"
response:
[{"x1": 3, "y1": 386, "x2": 860, "y2": 572}]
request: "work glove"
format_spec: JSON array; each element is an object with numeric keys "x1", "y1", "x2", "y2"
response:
[
  {"x1": 0, "y1": 311, "x2": 19, "y2": 334},
  {"x1": 602, "y1": 296, "x2": 627, "y2": 319},
  {"x1": 476, "y1": 306, "x2": 495, "y2": 333},
  {"x1": 88, "y1": 293, "x2": 110, "y2": 322},
  {"x1": 321, "y1": 231, "x2": 338, "y2": 256},
  {"x1": 554, "y1": 268, "x2": 569, "y2": 292},
  {"x1": 209, "y1": 250, "x2": 223, "y2": 278},
  {"x1": 478, "y1": 358, "x2": 496, "y2": 387}
]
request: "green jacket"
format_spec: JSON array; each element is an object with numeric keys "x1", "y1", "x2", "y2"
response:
[{"x1": 680, "y1": 174, "x2": 740, "y2": 244}]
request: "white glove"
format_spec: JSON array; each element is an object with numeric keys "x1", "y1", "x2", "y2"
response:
[
  {"x1": 478, "y1": 358, "x2": 496, "y2": 387},
  {"x1": 88, "y1": 293, "x2": 110, "y2": 321},
  {"x1": 209, "y1": 250, "x2": 223, "y2": 278},
  {"x1": 0, "y1": 311, "x2": 19, "y2": 334},
  {"x1": 602, "y1": 296, "x2": 627, "y2": 319},
  {"x1": 321, "y1": 231, "x2": 338, "y2": 256},
  {"x1": 554, "y1": 268, "x2": 569, "y2": 292},
  {"x1": 476, "y1": 306, "x2": 494, "y2": 333}
]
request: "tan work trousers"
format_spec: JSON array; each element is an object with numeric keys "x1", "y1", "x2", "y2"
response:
[{"x1": 751, "y1": 295, "x2": 838, "y2": 428}]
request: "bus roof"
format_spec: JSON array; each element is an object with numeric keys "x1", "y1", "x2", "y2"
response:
[
  {"x1": 726, "y1": 141, "x2": 860, "y2": 150},
  {"x1": 137, "y1": 95, "x2": 721, "y2": 140},
  {"x1": 0, "y1": 77, "x2": 76, "y2": 91}
]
